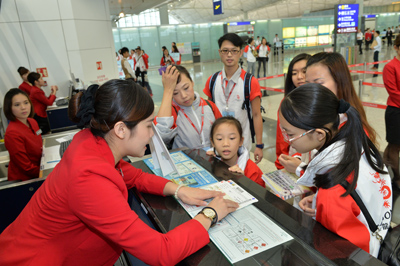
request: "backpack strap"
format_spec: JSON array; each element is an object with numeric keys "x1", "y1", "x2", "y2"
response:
[
  {"x1": 171, "y1": 103, "x2": 180, "y2": 129},
  {"x1": 209, "y1": 71, "x2": 221, "y2": 102},
  {"x1": 341, "y1": 181, "x2": 382, "y2": 242},
  {"x1": 242, "y1": 72, "x2": 256, "y2": 143}
]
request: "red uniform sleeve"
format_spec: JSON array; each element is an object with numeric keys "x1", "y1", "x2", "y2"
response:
[
  {"x1": 383, "y1": 61, "x2": 400, "y2": 108},
  {"x1": 4, "y1": 132, "x2": 40, "y2": 179},
  {"x1": 256, "y1": 44, "x2": 261, "y2": 50},
  {"x1": 203, "y1": 75, "x2": 213, "y2": 98},
  {"x1": 249, "y1": 76, "x2": 262, "y2": 101},
  {"x1": 316, "y1": 185, "x2": 370, "y2": 253},
  {"x1": 160, "y1": 57, "x2": 165, "y2": 66},
  {"x1": 33, "y1": 90, "x2": 56, "y2": 106},
  {"x1": 244, "y1": 159, "x2": 265, "y2": 187},
  {"x1": 275, "y1": 115, "x2": 289, "y2": 170},
  {"x1": 68, "y1": 170, "x2": 210, "y2": 266},
  {"x1": 244, "y1": 45, "x2": 249, "y2": 53},
  {"x1": 120, "y1": 160, "x2": 170, "y2": 193}
]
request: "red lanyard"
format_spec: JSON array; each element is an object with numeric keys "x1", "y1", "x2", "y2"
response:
[
  {"x1": 176, "y1": 99, "x2": 205, "y2": 139},
  {"x1": 221, "y1": 75, "x2": 236, "y2": 109}
]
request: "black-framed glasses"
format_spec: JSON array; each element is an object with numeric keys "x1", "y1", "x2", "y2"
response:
[{"x1": 220, "y1": 49, "x2": 241, "y2": 55}]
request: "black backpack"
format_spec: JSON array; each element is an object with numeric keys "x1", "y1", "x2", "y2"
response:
[{"x1": 208, "y1": 71, "x2": 265, "y2": 143}]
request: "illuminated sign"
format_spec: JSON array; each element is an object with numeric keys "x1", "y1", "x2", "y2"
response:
[
  {"x1": 213, "y1": 0, "x2": 223, "y2": 15},
  {"x1": 227, "y1": 21, "x2": 251, "y2": 26},
  {"x1": 336, "y1": 4, "x2": 359, "y2": 34}
]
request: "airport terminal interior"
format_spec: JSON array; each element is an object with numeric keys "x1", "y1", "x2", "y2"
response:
[{"x1": 1, "y1": 0, "x2": 400, "y2": 265}]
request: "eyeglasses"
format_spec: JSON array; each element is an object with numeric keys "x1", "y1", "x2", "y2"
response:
[
  {"x1": 279, "y1": 124, "x2": 315, "y2": 144},
  {"x1": 220, "y1": 49, "x2": 241, "y2": 55}
]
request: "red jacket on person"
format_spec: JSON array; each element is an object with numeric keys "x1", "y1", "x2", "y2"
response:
[
  {"x1": 18, "y1": 81, "x2": 32, "y2": 95},
  {"x1": 0, "y1": 129, "x2": 209, "y2": 266},
  {"x1": 30, "y1": 86, "x2": 56, "y2": 118},
  {"x1": 383, "y1": 57, "x2": 400, "y2": 108},
  {"x1": 4, "y1": 118, "x2": 42, "y2": 181}
]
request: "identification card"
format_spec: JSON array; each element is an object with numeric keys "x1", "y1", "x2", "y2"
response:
[
  {"x1": 222, "y1": 110, "x2": 235, "y2": 117},
  {"x1": 36, "y1": 129, "x2": 42, "y2": 135}
]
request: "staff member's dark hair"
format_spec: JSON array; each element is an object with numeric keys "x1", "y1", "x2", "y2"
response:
[
  {"x1": 17, "y1": 67, "x2": 29, "y2": 76},
  {"x1": 218, "y1": 33, "x2": 244, "y2": 48},
  {"x1": 284, "y1": 53, "x2": 311, "y2": 95},
  {"x1": 27, "y1": 72, "x2": 41, "y2": 86},
  {"x1": 4, "y1": 88, "x2": 34, "y2": 121},
  {"x1": 174, "y1": 65, "x2": 192, "y2": 83},
  {"x1": 281, "y1": 83, "x2": 386, "y2": 196},
  {"x1": 69, "y1": 79, "x2": 154, "y2": 138}
]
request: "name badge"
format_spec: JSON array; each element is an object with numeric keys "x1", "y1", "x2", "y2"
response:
[
  {"x1": 36, "y1": 129, "x2": 42, "y2": 135},
  {"x1": 222, "y1": 110, "x2": 235, "y2": 117}
]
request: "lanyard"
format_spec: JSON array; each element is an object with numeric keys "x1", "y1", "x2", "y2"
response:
[
  {"x1": 176, "y1": 99, "x2": 205, "y2": 141},
  {"x1": 221, "y1": 75, "x2": 236, "y2": 110}
]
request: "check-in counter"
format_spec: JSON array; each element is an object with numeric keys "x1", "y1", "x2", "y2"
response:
[
  {"x1": 129, "y1": 149, "x2": 385, "y2": 266},
  {"x1": 0, "y1": 141, "x2": 389, "y2": 265}
]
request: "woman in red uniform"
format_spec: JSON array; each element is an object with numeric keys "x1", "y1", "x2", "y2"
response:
[
  {"x1": 3, "y1": 89, "x2": 42, "y2": 181},
  {"x1": 0, "y1": 79, "x2": 239, "y2": 266},
  {"x1": 17, "y1": 67, "x2": 32, "y2": 95},
  {"x1": 383, "y1": 34, "x2": 400, "y2": 184},
  {"x1": 27, "y1": 72, "x2": 58, "y2": 134}
]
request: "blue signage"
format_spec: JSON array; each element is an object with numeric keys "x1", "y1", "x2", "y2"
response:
[
  {"x1": 365, "y1": 14, "x2": 376, "y2": 18},
  {"x1": 213, "y1": 0, "x2": 223, "y2": 15},
  {"x1": 336, "y1": 4, "x2": 359, "y2": 34},
  {"x1": 227, "y1": 21, "x2": 251, "y2": 26}
]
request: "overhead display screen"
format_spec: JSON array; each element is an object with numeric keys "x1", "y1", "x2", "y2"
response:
[
  {"x1": 283, "y1": 27, "x2": 295, "y2": 39},
  {"x1": 318, "y1": 35, "x2": 330, "y2": 45},
  {"x1": 336, "y1": 4, "x2": 359, "y2": 33},
  {"x1": 318, "y1": 25, "x2": 330, "y2": 35},
  {"x1": 295, "y1": 27, "x2": 307, "y2": 37},
  {"x1": 307, "y1": 26, "x2": 318, "y2": 36},
  {"x1": 295, "y1": 37, "x2": 307, "y2": 47},
  {"x1": 307, "y1": 36, "x2": 318, "y2": 47}
]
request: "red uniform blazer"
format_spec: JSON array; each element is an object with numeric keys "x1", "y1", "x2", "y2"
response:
[
  {"x1": 18, "y1": 82, "x2": 32, "y2": 95},
  {"x1": 0, "y1": 129, "x2": 209, "y2": 266},
  {"x1": 30, "y1": 86, "x2": 56, "y2": 118},
  {"x1": 4, "y1": 118, "x2": 42, "y2": 181},
  {"x1": 383, "y1": 57, "x2": 400, "y2": 108}
]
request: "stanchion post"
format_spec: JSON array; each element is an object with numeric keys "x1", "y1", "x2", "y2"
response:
[
  {"x1": 363, "y1": 62, "x2": 366, "y2": 81},
  {"x1": 358, "y1": 79, "x2": 363, "y2": 98}
]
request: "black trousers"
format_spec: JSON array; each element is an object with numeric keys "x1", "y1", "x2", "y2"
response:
[
  {"x1": 135, "y1": 68, "x2": 147, "y2": 88},
  {"x1": 34, "y1": 114, "x2": 50, "y2": 135},
  {"x1": 357, "y1": 40, "x2": 363, "y2": 54},
  {"x1": 374, "y1": 51, "x2": 379, "y2": 68},
  {"x1": 388, "y1": 36, "x2": 393, "y2": 46},
  {"x1": 257, "y1": 57, "x2": 267, "y2": 77}
]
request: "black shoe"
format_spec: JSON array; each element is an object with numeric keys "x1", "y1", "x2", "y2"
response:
[{"x1": 373, "y1": 74, "x2": 378, "y2": 77}]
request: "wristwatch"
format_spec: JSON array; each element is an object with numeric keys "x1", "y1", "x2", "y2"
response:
[
  {"x1": 198, "y1": 207, "x2": 218, "y2": 226},
  {"x1": 256, "y1": 143, "x2": 264, "y2": 149}
]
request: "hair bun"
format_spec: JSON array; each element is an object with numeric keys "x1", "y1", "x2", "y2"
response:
[
  {"x1": 76, "y1": 84, "x2": 99, "y2": 128},
  {"x1": 338, "y1": 99, "x2": 351, "y2": 113}
]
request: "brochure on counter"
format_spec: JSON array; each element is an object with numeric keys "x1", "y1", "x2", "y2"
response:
[{"x1": 145, "y1": 127, "x2": 293, "y2": 263}]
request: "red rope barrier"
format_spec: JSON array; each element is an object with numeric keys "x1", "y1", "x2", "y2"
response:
[
  {"x1": 362, "y1": 101, "x2": 387, "y2": 110},
  {"x1": 260, "y1": 86, "x2": 285, "y2": 93},
  {"x1": 347, "y1": 63, "x2": 365, "y2": 68},
  {"x1": 257, "y1": 74, "x2": 285, "y2": 81},
  {"x1": 349, "y1": 70, "x2": 383, "y2": 75},
  {"x1": 365, "y1": 59, "x2": 392, "y2": 66},
  {"x1": 362, "y1": 82, "x2": 385, "y2": 88}
]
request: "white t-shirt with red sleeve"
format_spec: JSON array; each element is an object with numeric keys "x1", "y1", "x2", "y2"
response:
[{"x1": 203, "y1": 67, "x2": 261, "y2": 151}]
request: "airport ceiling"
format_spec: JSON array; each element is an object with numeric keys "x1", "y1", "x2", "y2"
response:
[{"x1": 108, "y1": 0, "x2": 396, "y2": 24}]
